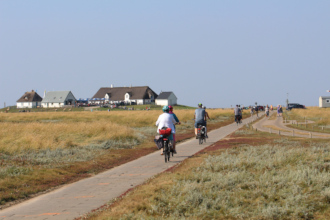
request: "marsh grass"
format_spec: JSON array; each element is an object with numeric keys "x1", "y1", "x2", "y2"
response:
[
  {"x1": 284, "y1": 107, "x2": 330, "y2": 133},
  {"x1": 0, "y1": 109, "x2": 235, "y2": 206},
  {"x1": 87, "y1": 130, "x2": 330, "y2": 220}
]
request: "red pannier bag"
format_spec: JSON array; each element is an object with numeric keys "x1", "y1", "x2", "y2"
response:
[{"x1": 159, "y1": 127, "x2": 172, "y2": 136}]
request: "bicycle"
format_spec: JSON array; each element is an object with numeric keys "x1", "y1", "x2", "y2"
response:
[
  {"x1": 197, "y1": 124, "x2": 206, "y2": 144},
  {"x1": 235, "y1": 115, "x2": 242, "y2": 125},
  {"x1": 159, "y1": 127, "x2": 173, "y2": 163}
]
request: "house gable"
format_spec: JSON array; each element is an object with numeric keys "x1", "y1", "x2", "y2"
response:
[{"x1": 17, "y1": 90, "x2": 43, "y2": 103}]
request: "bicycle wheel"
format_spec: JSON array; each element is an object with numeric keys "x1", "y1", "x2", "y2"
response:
[
  {"x1": 164, "y1": 142, "x2": 168, "y2": 163},
  {"x1": 199, "y1": 136, "x2": 202, "y2": 144}
]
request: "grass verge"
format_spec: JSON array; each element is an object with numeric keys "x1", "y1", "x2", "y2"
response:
[
  {"x1": 0, "y1": 108, "x2": 240, "y2": 208},
  {"x1": 83, "y1": 127, "x2": 330, "y2": 219},
  {"x1": 284, "y1": 107, "x2": 330, "y2": 134}
]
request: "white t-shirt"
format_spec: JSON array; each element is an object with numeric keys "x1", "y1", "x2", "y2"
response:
[{"x1": 156, "y1": 113, "x2": 176, "y2": 134}]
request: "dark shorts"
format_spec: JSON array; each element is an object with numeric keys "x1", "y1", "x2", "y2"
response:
[{"x1": 195, "y1": 121, "x2": 206, "y2": 128}]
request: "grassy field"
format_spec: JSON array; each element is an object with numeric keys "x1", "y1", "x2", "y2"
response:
[
  {"x1": 0, "y1": 108, "x2": 238, "y2": 207},
  {"x1": 284, "y1": 107, "x2": 330, "y2": 133},
  {"x1": 0, "y1": 104, "x2": 194, "y2": 113},
  {"x1": 84, "y1": 127, "x2": 330, "y2": 220}
]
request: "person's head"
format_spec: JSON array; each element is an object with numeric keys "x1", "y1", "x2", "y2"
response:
[
  {"x1": 162, "y1": 105, "x2": 169, "y2": 113},
  {"x1": 168, "y1": 105, "x2": 173, "y2": 111},
  {"x1": 198, "y1": 103, "x2": 203, "y2": 108},
  {"x1": 203, "y1": 106, "x2": 206, "y2": 109},
  {"x1": 238, "y1": 105, "x2": 240, "y2": 107}
]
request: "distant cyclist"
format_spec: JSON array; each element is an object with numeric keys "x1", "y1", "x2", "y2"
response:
[
  {"x1": 156, "y1": 106, "x2": 177, "y2": 155},
  {"x1": 234, "y1": 105, "x2": 241, "y2": 123},
  {"x1": 168, "y1": 105, "x2": 181, "y2": 154},
  {"x1": 194, "y1": 103, "x2": 206, "y2": 138},
  {"x1": 238, "y1": 105, "x2": 243, "y2": 122},
  {"x1": 202, "y1": 106, "x2": 210, "y2": 137}
]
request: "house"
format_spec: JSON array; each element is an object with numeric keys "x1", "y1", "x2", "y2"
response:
[
  {"x1": 155, "y1": 92, "x2": 178, "y2": 106},
  {"x1": 90, "y1": 86, "x2": 158, "y2": 105},
  {"x1": 319, "y1": 96, "x2": 330, "y2": 108},
  {"x1": 41, "y1": 91, "x2": 77, "y2": 108},
  {"x1": 16, "y1": 90, "x2": 43, "y2": 108}
]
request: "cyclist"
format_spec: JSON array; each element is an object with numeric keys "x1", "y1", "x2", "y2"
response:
[
  {"x1": 168, "y1": 105, "x2": 181, "y2": 153},
  {"x1": 156, "y1": 106, "x2": 177, "y2": 155},
  {"x1": 203, "y1": 106, "x2": 210, "y2": 138},
  {"x1": 194, "y1": 103, "x2": 206, "y2": 138},
  {"x1": 234, "y1": 105, "x2": 241, "y2": 123},
  {"x1": 238, "y1": 105, "x2": 243, "y2": 123}
]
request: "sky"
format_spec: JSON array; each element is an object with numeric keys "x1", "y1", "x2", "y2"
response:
[{"x1": 1, "y1": 1, "x2": 329, "y2": 108}]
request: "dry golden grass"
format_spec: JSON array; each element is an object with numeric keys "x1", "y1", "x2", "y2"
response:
[
  {"x1": 287, "y1": 107, "x2": 330, "y2": 125},
  {"x1": 86, "y1": 129, "x2": 330, "y2": 220},
  {"x1": 0, "y1": 109, "x2": 233, "y2": 154}
]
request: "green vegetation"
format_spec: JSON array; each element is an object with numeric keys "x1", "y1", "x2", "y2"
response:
[
  {"x1": 86, "y1": 127, "x2": 330, "y2": 220},
  {"x1": 0, "y1": 109, "x2": 234, "y2": 207}
]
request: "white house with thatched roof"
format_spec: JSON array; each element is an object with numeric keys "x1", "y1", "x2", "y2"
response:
[
  {"x1": 16, "y1": 90, "x2": 43, "y2": 108},
  {"x1": 91, "y1": 86, "x2": 158, "y2": 105}
]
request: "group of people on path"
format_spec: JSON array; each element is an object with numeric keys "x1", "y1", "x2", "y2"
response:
[
  {"x1": 155, "y1": 102, "x2": 284, "y2": 155},
  {"x1": 155, "y1": 103, "x2": 210, "y2": 155}
]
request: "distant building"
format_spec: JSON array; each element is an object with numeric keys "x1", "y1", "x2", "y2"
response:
[
  {"x1": 91, "y1": 86, "x2": 158, "y2": 105},
  {"x1": 319, "y1": 96, "x2": 330, "y2": 108},
  {"x1": 155, "y1": 92, "x2": 178, "y2": 106},
  {"x1": 41, "y1": 91, "x2": 77, "y2": 108},
  {"x1": 16, "y1": 90, "x2": 43, "y2": 108}
]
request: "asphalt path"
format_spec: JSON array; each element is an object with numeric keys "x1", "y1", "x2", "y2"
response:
[
  {"x1": 253, "y1": 111, "x2": 330, "y2": 139},
  {"x1": 0, "y1": 115, "x2": 259, "y2": 220}
]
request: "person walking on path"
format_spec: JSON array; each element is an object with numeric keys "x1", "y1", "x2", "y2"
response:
[
  {"x1": 250, "y1": 106, "x2": 254, "y2": 117},
  {"x1": 265, "y1": 105, "x2": 269, "y2": 117},
  {"x1": 255, "y1": 106, "x2": 259, "y2": 118},
  {"x1": 277, "y1": 105, "x2": 281, "y2": 117}
]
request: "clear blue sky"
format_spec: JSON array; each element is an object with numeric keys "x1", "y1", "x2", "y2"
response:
[{"x1": 1, "y1": 1, "x2": 329, "y2": 108}]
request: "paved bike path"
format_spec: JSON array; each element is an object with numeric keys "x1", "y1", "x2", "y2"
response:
[
  {"x1": 253, "y1": 113, "x2": 330, "y2": 138},
  {"x1": 0, "y1": 117, "x2": 257, "y2": 220}
]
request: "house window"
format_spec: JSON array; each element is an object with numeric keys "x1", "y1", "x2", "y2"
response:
[{"x1": 326, "y1": 99, "x2": 330, "y2": 103}]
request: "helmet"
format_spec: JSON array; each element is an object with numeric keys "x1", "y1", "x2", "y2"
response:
[
  {"x1": 203, "y1": 106, "x2": 206, "y2": 109},
  {"x1": 162, "y1": 105, "x2": 169, "y2": 113},
  {"x1": 198, "y1": 103, "x2": 202, "y2": 107},
  {"x1": 168, "y1": 105, "x2": 173, "y2": 110}
]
